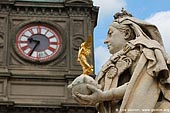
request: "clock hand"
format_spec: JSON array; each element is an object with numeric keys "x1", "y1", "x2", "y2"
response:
[
  {"x1": 28, "y1": 38, "x2": 40, "y2": 43},
  {"x1": 28, "y1": 38, "x2": 40, "y2": 56},
  {"x1": 28, "y1": 38, "x2": 33, "y2": 43}
]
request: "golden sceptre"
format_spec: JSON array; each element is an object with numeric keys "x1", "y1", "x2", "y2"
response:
[{"x1": 77, "y1": 36, "x2": 93, "y2": 75}]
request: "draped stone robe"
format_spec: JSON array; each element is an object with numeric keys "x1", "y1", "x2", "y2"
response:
[{"x1": 95, "y1": 39, "x2": 170, "y2": 113}]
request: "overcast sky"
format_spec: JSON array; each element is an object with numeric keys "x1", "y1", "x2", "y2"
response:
[{"x1": 92, "y1": 0, "x2": 170, "y2": 74}]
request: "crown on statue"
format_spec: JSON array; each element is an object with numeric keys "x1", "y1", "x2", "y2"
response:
[{"x1": 114, "y1": 8, "x2": 133, "y2": 19}]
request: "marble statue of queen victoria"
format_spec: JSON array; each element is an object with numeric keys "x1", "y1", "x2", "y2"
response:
[{"x1": 74, "y1": 9, "x2": 170, "y2": 113}]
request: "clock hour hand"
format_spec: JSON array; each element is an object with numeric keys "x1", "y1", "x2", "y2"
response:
[
  {"x1": 28, "y1": 38, "x2": 40, "y2": 43},
  {"x1": 28, "y1": 38, "x2": 40, "y2": 56}
]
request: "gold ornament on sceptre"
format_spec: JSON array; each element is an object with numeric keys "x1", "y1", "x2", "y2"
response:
[{"x1": 77, "y1": 36, "x2": 93, "y2": 75}]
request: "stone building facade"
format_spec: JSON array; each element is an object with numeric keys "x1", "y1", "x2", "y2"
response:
[{"x1": 0, "y1": 0, "x2": 98, "y2": 113}]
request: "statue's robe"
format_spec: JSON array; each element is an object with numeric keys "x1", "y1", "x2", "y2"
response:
[
  {"x1": 119, "y1": 39, "x2": 170, "y2": 113},
  {"x1": 96, "y1": 38, "x2": 170, "y2": 113}
]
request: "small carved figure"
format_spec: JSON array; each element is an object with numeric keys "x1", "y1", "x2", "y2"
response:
[
  {"x1": 77, "y1": 35, "x2": 93, "y2": 75},
  {"x1": 73, "y1": 9, "x2": 170, "y2": 113},
  {"x1": 68, "y1": 36, "x2": 97, "y2": 97}
]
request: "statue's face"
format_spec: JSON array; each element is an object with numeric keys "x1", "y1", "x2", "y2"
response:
[{"x1": 104, "y1": 26, "x2": 127, "y2": 54}]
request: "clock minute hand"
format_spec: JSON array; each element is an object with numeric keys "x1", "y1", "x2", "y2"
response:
[{"x1": 28, "y1": 38, "x2": 40, "y2": 56}]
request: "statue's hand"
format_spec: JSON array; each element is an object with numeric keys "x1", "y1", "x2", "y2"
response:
[
  {"x1": 74, "y1": 84, "x2": 104, "y2": 105},
  {"x1": 73, "y1": 82, "x2": 128, "y2": 105}
]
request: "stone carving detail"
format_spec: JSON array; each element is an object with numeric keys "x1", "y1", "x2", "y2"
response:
[
  {"x1": 71, "y1": 9, "x2": 170, "y2": 113},
  {"x1": 0, "y1": 107, "x2": 96, "y2": 113},
  {"x1": 11, "y1": 18, "x2": 26, "y2": 27},
  {"x1": 0, "y1": 33, "x2": 4, "y2": 48},
  {"x1": 73, "y1": 20, "x2": 84, "y2": 35},
  {"x1": 72, "y1": 35, "x2": 84, "y2": 50},
  {"x1": 0, "y1": 18, "x2": 5, "y2": 64},
  {"x1": 67, "y1": 108, "x2": 97, "y2": 113},
  {"x1": 65, "y1": 0, "x2": 93, "y2": 4},
  {"x1": 0, "y1": 4, "x2": 91, "y2": 17},
  {"x1": 7, "y1": 107, "x2": 61, "y2": 113}
]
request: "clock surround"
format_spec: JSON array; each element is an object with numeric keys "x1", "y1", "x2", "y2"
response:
[{"x1": 15, "y1": 23, "x2": 62, "y2": 63}]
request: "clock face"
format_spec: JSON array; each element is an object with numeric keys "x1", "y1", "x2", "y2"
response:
[{"x1": 16, "y1": 24, "x2": 62, "y2": 62}]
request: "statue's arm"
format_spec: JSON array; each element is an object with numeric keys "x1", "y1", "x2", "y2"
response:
[
  {"x1": 74, "y1": 82, "x2": 128, "y2": 105},
  {"x1": 102, "y1": 82, "x2": 128, "y2": 101}
]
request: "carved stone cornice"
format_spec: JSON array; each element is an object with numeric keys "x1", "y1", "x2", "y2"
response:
[
  {"x1": 0, "y1": 105, "x2": 97, "y2": 113},
  {"x1": 6, "y1": 107, "x2": 64, "y2": 113},
  {"x1": 0, "y1": 1, "x2": 98, "y2": 29},
  {"x1": 0, "y1": 2, "x2": 98, "y2": 17}
]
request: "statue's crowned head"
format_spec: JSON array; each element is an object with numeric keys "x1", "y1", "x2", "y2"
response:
[
  {"x1": 114, "y1": 8, "x2": 133, "y2": 20},
  {"x1": 109, "y1": 9, "x2": 135, "y2": 41},
  {"x1": 105, "y1": 8, "x2": 165, "y2": 55},
  {"x1": 111, "y1": 8, "x2": 164, "y2": 46}
]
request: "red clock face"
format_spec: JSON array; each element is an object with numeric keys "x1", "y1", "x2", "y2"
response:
[{"x1": 16, "y1": 24, "x2": 62, "y2": 62}]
